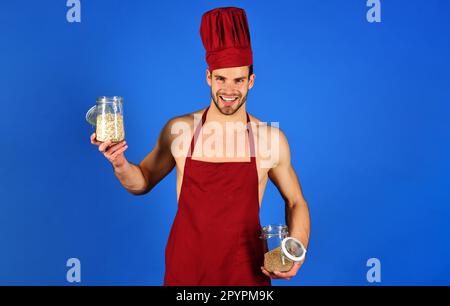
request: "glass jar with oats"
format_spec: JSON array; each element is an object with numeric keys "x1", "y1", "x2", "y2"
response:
[
  {"x1": 260, "y1": 224, "x2": 306, "y2": 273},
  {"x1": 85, "y1": 96, "x2": 125, "y2": 143}
]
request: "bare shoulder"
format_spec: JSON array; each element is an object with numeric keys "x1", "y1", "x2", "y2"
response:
[
  {"x1": 248, "y1": 113, "x2": 290, "y2": 168},
  {"x1": 161, "y1": 109, "x2": 205, "y2": 142},
  {"x1": 164, "y1": 110, "x2": 195, "y2": 126},
  {"x1": 247, "y1": 113, "x2": 289, "y2": 143}
]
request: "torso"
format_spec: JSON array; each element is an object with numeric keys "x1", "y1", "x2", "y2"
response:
[{"x1": 170, "y1": 107, "x2": 276, "y2": 208}]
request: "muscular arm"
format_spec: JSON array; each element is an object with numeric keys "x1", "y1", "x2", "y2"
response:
[
  {"x1": 260, "y1": 128, "x2": 310, "y2": 280},
  {"x1": 260, "y1": 129, "x2": 310, "y2": 280},
  {"x1": 268, "y1": 130, "x2": 310, "y2": 249},
  {"x1": 113, "y1": 119, "x2": 176, "y2": 195}
]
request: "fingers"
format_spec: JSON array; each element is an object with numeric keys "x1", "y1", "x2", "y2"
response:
[
  {"x1": 273, "y1": 271, "x2": 293, "y2": 280},
  {"x1": 260, "y1": 267, "x2": 282, "y2": 280},
  {"x1": 260, "y1": 262, "x2": 302, "y2": 280},
  {"x1": 90, "y1": 133, "x2": 102, "y2": 146},
  {"x1": 105, "y1": 141, "x2": 127, "y2": 155},
  {"x1": 90, "y1": 133, "x2": 128, "y2": 163},
  {"x1": 106, "y1": 142, "x2": 128, "y2": 161},
  {"x1": 111, "y1": 145, "x2": 128, "y2": 160},
  {"x1": 273, "y1": 261, "x2": 302, "y2": 279},
  {"x1": 98, "y1": 140, "x2": 112, "y2": 153},
  {"x1": 260, "y1": 267, "x2": 273, "y2": 279}
]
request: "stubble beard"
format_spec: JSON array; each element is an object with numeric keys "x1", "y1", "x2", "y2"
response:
[{"x1": 211, "y1": 89, "x2": 248, "y2": 116}]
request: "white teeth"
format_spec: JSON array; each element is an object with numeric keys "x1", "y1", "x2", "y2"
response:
[{"x1": 221, "y1": 96, "x2": 237, "y2": 101}]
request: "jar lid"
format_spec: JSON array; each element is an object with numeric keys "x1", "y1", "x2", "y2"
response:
[
  {"x1": 281, "y1": 237, "x2": 306, "y2": 262},
  {"x1": 85, "y1": 105, "x2": 97, "y2": 126}
]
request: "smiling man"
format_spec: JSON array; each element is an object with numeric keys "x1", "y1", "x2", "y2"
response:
[{"x1": 90, "y1": 7, "x2": 310, "y2": 286}]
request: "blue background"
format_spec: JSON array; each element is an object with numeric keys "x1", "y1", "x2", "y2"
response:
[{"x1": 0, "y1": 0, "x2": 449, "y2": 285}]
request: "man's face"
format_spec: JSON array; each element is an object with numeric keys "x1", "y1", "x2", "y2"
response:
[{"x1": 207, "y1": 66, "x2": 255, "y2": 116}]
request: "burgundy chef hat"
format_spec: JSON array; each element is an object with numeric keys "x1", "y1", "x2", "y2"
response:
[{"x1": 200, "y1": 7, "x2": 253, "y2": 72}]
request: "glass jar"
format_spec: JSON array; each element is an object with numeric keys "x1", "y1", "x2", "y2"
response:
[
  {"x1": 86, "y1": 96, "x2": 125, "y2": 143},
  {"x1": 260, "y1": 224, "x2": 306, "y2": 273}
]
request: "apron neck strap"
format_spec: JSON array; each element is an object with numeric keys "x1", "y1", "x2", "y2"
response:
[{"x1": 188, "y1": 106, "x2": 256, "y2": 158}]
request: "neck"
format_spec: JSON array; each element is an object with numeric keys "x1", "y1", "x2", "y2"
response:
[{"x1": 208, "y1": 99, "x2": 247, "y2": 123}]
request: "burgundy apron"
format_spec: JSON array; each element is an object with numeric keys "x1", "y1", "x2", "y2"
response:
[{"x1": 164, "y1": 106, "x2": 270, "y2": 286}]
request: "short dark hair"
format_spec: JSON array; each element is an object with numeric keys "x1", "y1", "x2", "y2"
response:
[
  {"x1": 209, "y1": 65, "x2": 253, "y2": 79},
  {"x1": 248, "y1": 65, "x2": 254, "y2": 79}
]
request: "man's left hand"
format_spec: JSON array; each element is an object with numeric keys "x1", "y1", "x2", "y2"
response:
[{"x1": 260, "y1": 261, "x2": 303, "y2": 280}]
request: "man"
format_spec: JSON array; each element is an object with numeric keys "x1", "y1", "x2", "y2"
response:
[{"x1": 90, "y1": 7, "x2": 310, "y2": 286}]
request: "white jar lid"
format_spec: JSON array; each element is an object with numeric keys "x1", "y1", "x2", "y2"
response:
[
  {"x1": 281, "y1": 237, "x2": 306, "y2": 262},
  {"x1": 85, "y1": 105, "x2": 97, "y2": 126}
]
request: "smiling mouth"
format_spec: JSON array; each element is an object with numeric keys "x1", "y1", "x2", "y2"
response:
[{"x1": 219, "y1": 95, "x2": 239, "y2": 105}]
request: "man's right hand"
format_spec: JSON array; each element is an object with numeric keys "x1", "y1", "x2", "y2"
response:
[{"x1": 90, "y1": 132, "x2": 128, "y2": 169}]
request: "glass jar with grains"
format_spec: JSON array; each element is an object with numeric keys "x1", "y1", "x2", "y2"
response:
[
  {"x1": 260, "y1": 224, "x2": 306, "y2": 273},
  {"x1": 86, "y1": 96, "x2": 125, "y2": 143}
]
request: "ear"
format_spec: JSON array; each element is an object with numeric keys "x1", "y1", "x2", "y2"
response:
[
  {"x1": 206, "y1": 69, "x2": 212, "y2": 87},
  {"x1": 248, "y1": 73, "x2": 256, "y2": 90}
]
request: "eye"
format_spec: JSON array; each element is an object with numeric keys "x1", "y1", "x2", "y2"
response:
[
  {"x1": 215, "y1": 77, "x2": 224, "y2": 82},
  {"x1": 235, "y1": 79, "x2": 245, "y2": 84}
]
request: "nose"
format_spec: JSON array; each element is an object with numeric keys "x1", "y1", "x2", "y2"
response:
[{"x1": 222, "y1": 80, "x2": 238, "y2": 92}]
